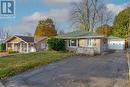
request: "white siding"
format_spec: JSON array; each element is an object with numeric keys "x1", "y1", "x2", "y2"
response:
[{"x1": 108, "y1": 40, "x2": 125, "y2": 50}]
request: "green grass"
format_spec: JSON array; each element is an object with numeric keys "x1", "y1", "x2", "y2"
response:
[{"x1": 0, "y1": 51, "x2": 73, "y2": 79}]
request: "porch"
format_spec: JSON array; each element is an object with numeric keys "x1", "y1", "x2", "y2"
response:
[{"x1": 6, "y1": 41, "x2": 35, "y2": 53}]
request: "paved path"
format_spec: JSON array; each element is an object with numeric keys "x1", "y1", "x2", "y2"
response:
[
  {"x1": 3, "y1": 52, "x2": 129, "y2": 87},
  {"x1": 0, "y1": 52, "x2": 8, "y2": 57}
]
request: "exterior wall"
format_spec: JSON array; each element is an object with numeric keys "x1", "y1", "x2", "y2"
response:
[
  {"x1": 94, "y1": 39, "x2": 101, "y2": 54},
  {"x1": 28, "y1": 44, "x2": 36, "y2": 52},
  {"x1": 35, "y1": 39, "x2": 48, "y2": 51},
  {"x1": 100, "y1": 38, "x2": 108, "y2": 52},
  {"x1": 108, "y1": 39, "x2": 125, "y2": 50}
]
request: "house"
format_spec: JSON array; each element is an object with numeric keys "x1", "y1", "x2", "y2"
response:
[
  {"x1": 108, "y1": 36, "x2": 126, "y2": 50},
  {"x1": 59, "y1": 31, "x2": 108, "y2": 55},
  {"x1": 5, "y1": 35, "x2": 36, "y2": 53},
  {"x1": 5, "y1": 35, "x2": 48, "y2": 53},
  {"x1": 34, "y1": 36, "x2": 48, "y2": 51}
]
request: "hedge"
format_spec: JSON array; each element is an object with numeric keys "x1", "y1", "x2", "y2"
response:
[{"x1": 47, "y1": 38, "x2": 66, "y2": 51}]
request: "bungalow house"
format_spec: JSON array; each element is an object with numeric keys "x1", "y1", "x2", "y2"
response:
[
  {"x1": 59, "y1": 31, "x2": 108, "y2": 55},
  {"x1": 5, "y1": 35, "x2": 48, "y2": 53}
]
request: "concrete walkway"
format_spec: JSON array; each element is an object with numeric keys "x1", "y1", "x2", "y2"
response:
[{"x1": 3, "y1": 51, "x2": 129, "y2": 87}]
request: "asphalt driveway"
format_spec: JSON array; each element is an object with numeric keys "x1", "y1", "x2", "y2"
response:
[{"x1": 2, "y1": 51, "x2": 129, "y2": 87}]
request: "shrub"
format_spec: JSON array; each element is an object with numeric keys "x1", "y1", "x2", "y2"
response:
[
  {"x1": 8, "y1": 49, "x2": 18, "y2": 54},
  {"x1": 47, "y1": 38, "x2": 66, "y2": 51},
  {"x1": 0, "y1": 43, "x2": 6, "y2": 51}
]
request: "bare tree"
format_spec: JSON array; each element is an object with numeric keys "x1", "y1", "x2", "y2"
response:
[
  {"x1": 0, "y1": 28, "x2": 9, "y2": 42},
  {"x1": 70, "y1": 0, "x2": 112, "y2": 32},
  {"x1": 58, "y1": 29, "x2": 65, "y2": 35},
  {"x1": 96, "y1": 3, "x2": 113, "y2": 26}
]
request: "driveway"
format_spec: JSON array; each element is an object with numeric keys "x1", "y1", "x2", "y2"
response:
[{"x1": 2, "y1": 51, "x2": 129, "y2": 87}]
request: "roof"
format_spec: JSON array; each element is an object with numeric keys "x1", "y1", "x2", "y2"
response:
[
  {"x1": 16, "y1": 35, "x2": 34, "y2": 43},
  {"x1": 5, "y1": 35, "x2": 34, "y2": 43},
  {"x1": 108, "y1": 36, "x2": 125, "y2": 40},
  {"x1": 34, "y1": 37, "x2": 48, "y2": 43},
  {"x1": 58, "y1": 30, "x2": 105, "y2": 39}
]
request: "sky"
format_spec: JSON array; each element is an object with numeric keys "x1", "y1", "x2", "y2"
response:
[{"x1": 0, "y1": 0, "x2": 130, "y2": 36}]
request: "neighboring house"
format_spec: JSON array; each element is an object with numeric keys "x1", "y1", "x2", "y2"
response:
[
  {"x1": 34, "y1": 37, "x2": 48, "y2": 51},
  {"x1": 5, "y1": 35, "x2": 36, "y2": 53},
  {"x1": 59, "y1": 31, "x2": 108, "y2": 55},
  {"x1": 108, "y1": 36, "x2": 126, "y2": 50},
  {"x1": 5, "y1": 35, "x2": 48, "y2": 53}
]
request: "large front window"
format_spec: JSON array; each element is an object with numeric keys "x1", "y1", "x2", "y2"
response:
[
  {"x1": 79, "y1": 39, "x2": 94, "y2": 47},
  {"x1": 79, "y1": 39, "x2": 86, "y2": 47}
]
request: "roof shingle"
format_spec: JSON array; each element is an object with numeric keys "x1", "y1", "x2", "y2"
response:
[{"x1": 15, "y1": 35, "x2": 34, "y2": 43}]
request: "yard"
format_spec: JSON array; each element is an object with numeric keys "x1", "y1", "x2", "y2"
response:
[
  {"x1": 4, "y1": 51, "x2": 129, "y2": 87},
  {"x1": 0, "y1": 51, "x2": 73, "y2": 79}
]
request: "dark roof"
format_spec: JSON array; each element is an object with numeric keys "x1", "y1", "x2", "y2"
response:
[{"x1": 15, "y1": 35, "x2": 34, "y2": 43}]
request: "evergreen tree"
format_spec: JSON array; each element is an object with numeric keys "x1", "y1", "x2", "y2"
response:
[{"x1": 112, "y1": 7, "x2": 130, "y2": 38}]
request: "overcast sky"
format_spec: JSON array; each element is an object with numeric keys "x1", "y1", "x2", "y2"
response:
[{"x1": 0, "y1": 0, "x2": 129, "y2": 35}]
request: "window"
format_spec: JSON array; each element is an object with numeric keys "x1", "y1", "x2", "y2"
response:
[
  {"x1": 68, "y1": 40, "x2": 70, "y2": 46},
  {"x1": 87, "y1": 39, "x2": 93, "y2": 47},
  {"x1": 8, "y1": 43, "x2": 12, "y2": 48},
  {"x1": 79, "y1": 39, "x2": 86, "y2": 47},
  {"x1": 71, "y1": 40, "x2": 76, "y2": 46}
]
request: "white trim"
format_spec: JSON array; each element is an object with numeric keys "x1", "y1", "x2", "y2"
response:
[
  {"x1": 6, "y1": 43, "x2": 8, "y2": 51},
  {"x1": 20, "y1": 43, "x2": 22, "y2": 52},
  {"x1": 12, "y1": 43, "x2": 15, "y2": 50},
  {"x1": 5, "y1": 35, "x2": 28, "y2": 44},
  {"x1": 69, "y1": 40, "x2": 77, "y2": 48}
]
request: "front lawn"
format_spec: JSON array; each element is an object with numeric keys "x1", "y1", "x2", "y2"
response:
[{"x1": 0, "y1": 51, "x2": 73, "y2": 79}]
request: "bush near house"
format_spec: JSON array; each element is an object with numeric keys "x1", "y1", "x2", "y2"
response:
[
  {"x1": 0, "y1": 43, "x2": 6, "y2": 52},
  {"x1": 7, "y1": 49, "x2": 18, "y2": 54},
  {"x1": 0, "y1": 51, "x2": 73, "y2": 79},
  {"x1": 47, "y1": 38, "x2": 66, "y2": 51}
]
